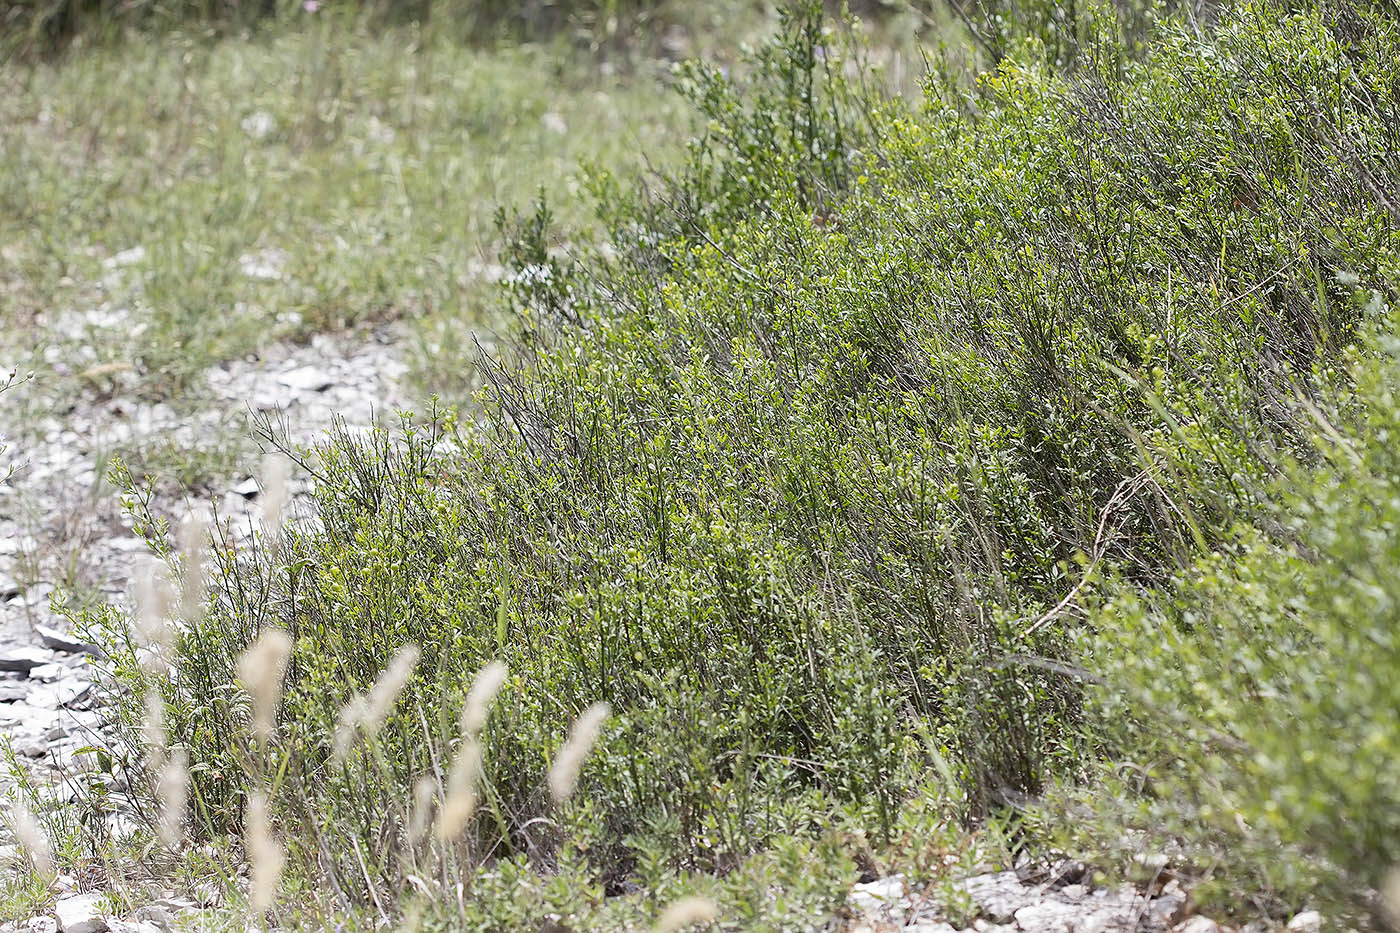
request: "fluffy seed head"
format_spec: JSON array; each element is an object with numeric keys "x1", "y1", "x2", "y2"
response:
[
  {"x1": 12, "y1": 800, "x2": 53, "y2": 879},
  {"x1": 246, "y1": 791, "x2": 284, "y2": 913},
  {"x1": 177, "y1": 514, "x2": 208, "y2": 622},
  {"x1": 237, "y1": 629, "x2": 293, "y2": 744},
  {"x1": 332, "y1": 693, "x2": 370, "y2": 763},
  {"x1": 260, "y1": 454, "x2": 291, "y2": 532},
  {"x1": 1382, "y1": 865, "x2": 1400, "y2": 927},
  {"x1": 548, "y1": 701, "x2": 611, "y2": 804},
  {"x1": 157, "y1": 747, "x2": 189, "y2": 850},
  {"x1": 133, "y1": 558, "x2": 177, "y2": 670},
  {"x1": 142, "y1": 688, "x2": 167, "y2": 762},
  {"x1": 459, "y1": 660, "x2": 508, "y2": 738},
  {"x1": 435, "y1": 739, "x2": 482, "y2": 842},
  {"x1": 409, "y1": 775, "x2": 437, "y2": 847},
  {"x1": 655, "y1": 895, "x2": 719, "y2": 932},
  {"x1": 362, "y1": 643, "x2": 421, "y2": 737}
]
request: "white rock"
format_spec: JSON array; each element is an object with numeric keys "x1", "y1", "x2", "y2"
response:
[
  {"x1": 958, "y1": 872, "x2": 1032, "y2": 924},
  {"x1": 29, "y1": 663, "x2": 64, "y2": 683},
  {"x1": 1173, "y1": 917, "x2": 1220, "y2": 933},
  {"x1": 1286, "y1": 911, "x2": 1322, "y2": 933},
  {"x1": 1013, "y1": 901, "x2": 1079, "y2": 933},
  {"x1": 54, "y1": 893, "x2": 108, "y2": 933},
  {"x1": 130, "y1": 906, "x2": 172, "y2": 931},
  {"x1": 232, "y1": 477, "x2": 260, "y2": 499},
  {"x1": 101, "y1": 246, "x2": 145, "y2": 269},
  {"x1": 240, "y1": 110, "x2": 277, "y2": 140},
  {"x1": 0, "y1": 647, "x2": 52, "y2": 672},
  {"x1": 103, "y1": 922, "x2": 161, "y2": 933},
  {"x1": 26, "y1": 918, "x2": 58, "y2": 933},
  {"x1": 35, "y1": 625, "x2": 102, "y2": 657},
  {"x1": 850, "y1": 875, "x2": 908, "y2": 917},
  {"x1": 277, "y1": 365, "x2": 334, "y2": 393},
  {"x1": 16, "y1": 737, "x2": 47, "y2": 758}
]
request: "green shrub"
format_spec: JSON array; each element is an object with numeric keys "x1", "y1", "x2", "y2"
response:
[
  {"x1": 71, "y1": 0, "x2": 1400, "y2": 922},
  {"x1": 1055, "y1": 302, "x2": 1400, "y2": 927}
]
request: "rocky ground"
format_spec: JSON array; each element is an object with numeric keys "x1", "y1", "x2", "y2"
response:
[
  {"x1": 1, "y1": 305, "x2": 407, "y2": 930},
  {"x1": 840, "y1": 867, "x2": 1323, "y2": 933}
]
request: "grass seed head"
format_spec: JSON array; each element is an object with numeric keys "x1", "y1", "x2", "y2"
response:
[
  {"x1": 237, "y1": 629, "x2": 293, "y2": 744},
  {"x1": 12, "y1": 800, "x2": 53, "y2": 879},
  {"x1": 142, "y1": 688, "x2": 167, "y2": 762},
  {"x1": 435, "y1": 739, "x2": 482, "y2": 842},
  {"x1": 1382, "y1": 865, "x2": 1400, "y2": 928},
  {"x1": 409, "y1": 774, "x2": 437, "y2": 846},
  {"x1": 460, "y1": 660, "x2": 508, "y2": 738},
  {"x1": 363, "y1": 643, "x2": 421, "y2": 736},
  {"x1": 157, "y1": 746, "x2": 189, "y2": 850},
  {"x1": 260, "y1": 454, "x2": 291, "y2": 533},
  {"x1": 246, "y1": 791, "x2": 285, "y2": 913},
  {"x1": 332, "y1": 692, "x2": 370, "y2": 763},
  {"x1": 548, "y1": 701, "x2": 611, "y2": 805},
  {"x1": 134, "y1": 557, "x2": 177, "y2": 670},
  {"x1": 177, "y1": 513, "x2": 208, "y2": 622},
  {"x1": 655, "y1": 895, "x2": 719, "y2": 932}
]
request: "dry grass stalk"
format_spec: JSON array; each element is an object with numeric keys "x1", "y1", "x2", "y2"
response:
[
  {"x1": 434, "y1": 661, "x2": 509, "y2": 842},
  {"x1": 12, "y1": 800, "x2": 53, "y2": 879},
  {"x1": 177, "y1": 513, "x2": 208, "y2": 622},
  {"x1": 246, "y1": 791, "x2": 285, "y2": 913},
  {"x1": 237, "y1": 629, "x2": 293, "y2": 745},
  {"x1": 332, "y1": 643, "x2": 420, "y2": 761},
  {"x1": 655, "y1": 895, "x2": 719, "y2": 932},
  {"x1": 156, "y1": 747, "x2": 189, "y2": 849},
  {"x1": 548, "y1": 701, "x2": 611, "y2": 804},
  {"x1": 260, "y1": 453, "x2": 291, "y2": 533}
]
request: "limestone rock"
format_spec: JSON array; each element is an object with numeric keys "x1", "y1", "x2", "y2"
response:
[
  {"x1": 0, "y1": 647, "x2": 52, "y2": 673},
  {"x1": 1286, "y1": 911, "x2": 1322, "y2": 933},
  {"x1": 34, "y1": 626, "x2": 102, "y2": 657},
  {"x1": 54, "y1": 894, "x2": 107, "y2": 933}
]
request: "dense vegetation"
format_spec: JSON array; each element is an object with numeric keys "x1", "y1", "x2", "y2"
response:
[{"x1": 22, "y1": 0, "x2": 1400, "y2": 927}]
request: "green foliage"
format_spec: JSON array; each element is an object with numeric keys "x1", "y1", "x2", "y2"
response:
[
  {"x1": 1056, "y1": 306, "x2": 1400, "y2": 927},
  {"x1": 70, "y1": 0, "x2": 1400, "y2": 923}
]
